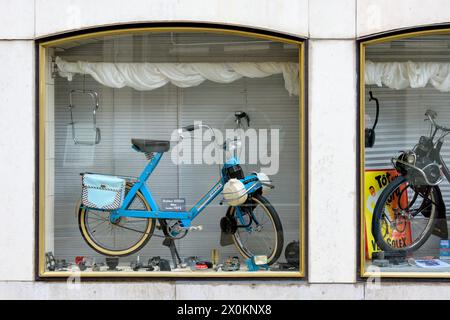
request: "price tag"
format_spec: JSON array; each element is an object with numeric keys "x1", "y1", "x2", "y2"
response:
[{"x1": 161, "y1": 198, "x2": 186, "y2": 212}]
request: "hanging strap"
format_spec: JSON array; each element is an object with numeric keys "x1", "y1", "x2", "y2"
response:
[{"x1": 368, "y1": 90, "x2": 380, "y2": 131}]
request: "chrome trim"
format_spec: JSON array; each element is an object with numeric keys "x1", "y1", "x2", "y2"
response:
[
  {"x1": 68, "y1": 89, "x2": 101, "y2": 145},
  {"x1": 392, "y1": 158, "x2": 443, "y2": 186}
]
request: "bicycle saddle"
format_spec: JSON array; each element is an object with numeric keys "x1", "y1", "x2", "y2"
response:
[{"x1": 131, "y1": 139, "x2": 170, "y2": 153}]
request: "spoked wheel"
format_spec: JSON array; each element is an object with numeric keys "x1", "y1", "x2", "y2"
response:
[
  {"x1": 372, "y1": 176, "x2": 438, "y2": 253},
  {"x1": 229, "y1": 194, "x2": 284, "y2": 265},
  {"x1": 78, "y1": 184, "x2": 155, "y2": 256}
]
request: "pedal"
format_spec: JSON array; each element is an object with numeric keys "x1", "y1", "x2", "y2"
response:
[{"x1": 186, "y1": 225, "x2": 203, "y2": 231}]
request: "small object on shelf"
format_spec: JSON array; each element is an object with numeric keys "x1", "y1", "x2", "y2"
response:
[
  {"x1": 105, "y1": 257, "x2": 119, "y2": 271},
  {"x1": 130, "y1": 255, "x2": 143, "y2": 271},
  {"x1": 285, "y1": 241, "x2": 299, "y2": 267},
  {"x1": 271, "y1": 263, "x2": 297, "y2": 271},
  {"x1": 130, "y1": 255, "x2": 157, "y2": 271},
  {"x1": 195, "y1": 263, "x2": 208, "y2": 270},
  {"x1": 159, "y1": 259, "x2": 171, "y2": 271},
  {"x1": 55, "y1": 259, "x2": 68, "y2": 271},
  {"x1": 195, "y1": 261, "x2": 213, "y2": 270},
  {"x1": 372, "y1": 259, "x2": 390, "y2": 267},
  {"x1": 372, "y1": 251, "x2": 407, "y2": 265},
  {"x1": 45, "y1": 252, "x2": 56, "y2": 271},
  {"x1": 385, "y1": 251, "x2": 408, "y2": 265},
  {"x1": 414, "y1": 258, "x2": 450, "y2": 269},
  {"x1": 75, "y1": 256, "x2": 84, "y2": 265},
  {"x1": 184, "y1": 256, "x2": 201, "y2": 270},
  {"x1": 149, "y1": 256, "x2": 161, "y2": 268},
  {"x1": 211, "y1": 249, "x2": 220, "y2": 266},
  {"x1": 407, "y1": 258, "x2": 416, "y2": 266},
  {"x1": 246, "y1": 258, "x2": 259, "y2": 272},
  {"x1": 272, "y1": 241, "x2": 300, "y2": 270},
  {"x1": 147, "y1": 256, "x2": 171, "y2": 271},
  {"x1": 91, "y1": 263, "x2": 100, "y2": 272},
  {"x1": 75, "y1": 256, "x2": 87, "y2": 271},
  {"x1": 222, "y1": 256, "x2": 240, "y2": 271},
  {"x1": 254, "y1": 255, "x2": 268, "y2": 266},
  {"x1": 440, "y1": 239, "x2": 450, "y2": 260}
]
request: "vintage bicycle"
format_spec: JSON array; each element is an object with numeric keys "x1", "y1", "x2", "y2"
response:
[
  {"x1": 372, "y1": 109, "x2": 448, "y2": 253},
  {"x1": 77, "y1": 122, "x2": 284, "y2": 265}
]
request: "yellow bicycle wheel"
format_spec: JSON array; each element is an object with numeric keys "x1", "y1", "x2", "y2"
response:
[{"x1": 78, "y1": 185, "x2": 155, "y2": 256}]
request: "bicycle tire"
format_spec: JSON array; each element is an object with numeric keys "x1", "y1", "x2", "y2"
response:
[
  {"x1": 372, "y1": 175, "x2": 437, "y2": 253},
  {"x1": 230, "y1": 194, "x2": 284, "y2": 265}
]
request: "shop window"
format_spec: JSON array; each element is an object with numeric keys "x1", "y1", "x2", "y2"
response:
[
  {"x1": 361, "y1": 30, "x2": 450, "y2": 278},
  {"x1": 38, "y1": 28, "x2": 305, "y2": 278}
]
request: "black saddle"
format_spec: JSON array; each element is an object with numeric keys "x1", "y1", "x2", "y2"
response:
[{"x1": 131, "y1": 139, "x2": 170, "y2": 153}]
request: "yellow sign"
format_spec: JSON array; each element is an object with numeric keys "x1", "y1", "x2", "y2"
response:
[{"x1": 364, "y1": 169, "x2": 411, "y2": 259}]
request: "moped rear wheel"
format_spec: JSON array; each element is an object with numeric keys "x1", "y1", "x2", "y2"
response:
[
  {"x1": 78, "y1": 185, "x2": 155, "y2": 257},
  {"x1": 230, "y1": 194, "x2": 284, "y2": 265}
]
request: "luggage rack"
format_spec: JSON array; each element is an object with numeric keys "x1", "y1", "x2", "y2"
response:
[{"x1": 79, "y1": 172, "x2": 139, "y2": 183}]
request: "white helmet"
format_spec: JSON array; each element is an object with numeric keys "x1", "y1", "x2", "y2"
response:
[{"x1": 223, "y1": 178, "x2": 247, "y2": 206}]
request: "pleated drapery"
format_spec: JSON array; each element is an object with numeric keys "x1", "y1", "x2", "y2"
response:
[{"x1": 56, "y1": 57, "x2": 300, "y2": 96}]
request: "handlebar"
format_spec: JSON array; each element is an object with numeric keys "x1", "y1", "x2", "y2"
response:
[
  {"x1": 425, "y1": 109, "x2": 450, "y2": 132},
  {"x1": 178, "y1": 123, "x2": 242, "y2": 153},
  {"x1": 178, "y1": 123, "x2": 216, "y2": 144},
  {"x1": 182, "y1": 124, "x2": 199, "y2": 132},
  {"x1": 181, "y1": 123, "x2": 213, "y2": 133}
]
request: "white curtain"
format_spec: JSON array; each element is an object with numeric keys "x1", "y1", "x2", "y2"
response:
[
  {"x1": 365, "y1": 60, "x2": 450, "y2": 91},
  {"x1": 56, "y1": 57, "x2": 299, "y2": 96}
]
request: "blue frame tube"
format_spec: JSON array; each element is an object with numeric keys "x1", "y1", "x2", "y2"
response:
[{"x1": 109, "y1": 151, "x2": 263, "y2": 226}]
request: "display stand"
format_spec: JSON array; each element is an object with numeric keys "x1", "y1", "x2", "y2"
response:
[{"x1": 162, "y1": 237, "x2": 182, "y2": 268}]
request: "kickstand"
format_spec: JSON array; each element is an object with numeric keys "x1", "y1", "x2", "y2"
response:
[{"x1": 162, "y1": 237, "x2": 182, "y2": 268}]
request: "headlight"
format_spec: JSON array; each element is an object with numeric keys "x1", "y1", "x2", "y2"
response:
[
  {"x1": 406, "y1": 153, "x2": 416, "y2": 164},
  {"x1": 423, "y1": 163, "x2": 442, "y2": 185},
  {"x1": 402, "y1": 150, "x2": 416, "y2": 165}
]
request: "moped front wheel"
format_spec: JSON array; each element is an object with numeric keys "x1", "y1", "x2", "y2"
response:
[
  {"x1": 78, "y1": 184, "x2": 155, "y2": 257},
  {"x1": 372, "y1": 176, "x2": 438, "y2": 253},
  {"x1": 229, "y1": 194, "x2": 284, "y2": 265}
]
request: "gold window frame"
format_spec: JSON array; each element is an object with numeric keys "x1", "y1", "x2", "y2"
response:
[
  {"x1": 359, "y1": 27, "x2": 450, "y2": 279},
  {"x1": 37, "y1": 26, "x2": 306, "y2": 279}
]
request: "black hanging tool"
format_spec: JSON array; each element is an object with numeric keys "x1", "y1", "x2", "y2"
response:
[
  {"x1": 235, "y1": 111, "x2": 250, "y2": 128},
  {"x1": 365, "y1": 90, "x2": 380, "y2": 148}
]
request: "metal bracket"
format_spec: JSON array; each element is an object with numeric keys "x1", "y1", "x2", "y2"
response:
[
  {"x1": 68, "y1": 89, "x2": 101, "y2": 146},
  {"x1": 51, "y1": 56, "x2": 58, "y2": 79}
]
